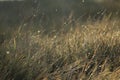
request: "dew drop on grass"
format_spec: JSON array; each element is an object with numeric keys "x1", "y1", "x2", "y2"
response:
[{"x1": 6, "y1": 51, "x2": 10, "y2": 54}]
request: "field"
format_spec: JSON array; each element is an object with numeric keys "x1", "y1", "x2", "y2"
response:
[
  {"x1": 0, "y1": 17, "x2": 120, "y2": 80},
  {"x1": 0, "y1": 0, "x2": 120, "y2": 80}
]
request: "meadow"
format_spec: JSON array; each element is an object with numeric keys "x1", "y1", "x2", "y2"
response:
[
  {"x1": 0, "y1": 16, "x2": 120, "y2": 80},
  {"x1": 0, "y1": 0, "x2": 120, "y2": 80}
]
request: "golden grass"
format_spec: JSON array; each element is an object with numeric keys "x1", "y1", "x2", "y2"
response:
[{"x1": 0, "y1": 18, "x2": 120, "y2": 80}]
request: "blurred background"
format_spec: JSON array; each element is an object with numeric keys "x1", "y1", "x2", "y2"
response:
[{"x1": 0, "y1": 0, "x2": 120, "y2": 33}]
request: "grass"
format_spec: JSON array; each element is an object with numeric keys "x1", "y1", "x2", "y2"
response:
[{"x1": 0, "y1": 18, "x2": 120, "y2": 80}]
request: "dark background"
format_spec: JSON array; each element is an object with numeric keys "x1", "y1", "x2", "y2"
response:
[{"x1": 0, "y1": 0, "x2": 120, "y2": 33}]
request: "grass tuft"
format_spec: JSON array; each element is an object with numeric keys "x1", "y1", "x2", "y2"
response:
[{"x1": 0, "y1": 18, "x2": 120, "y2": 80}]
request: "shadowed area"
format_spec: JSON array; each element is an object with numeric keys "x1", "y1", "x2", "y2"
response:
[{"x1": 0, "y1": 0, "x2": 120, "y2": 33}]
